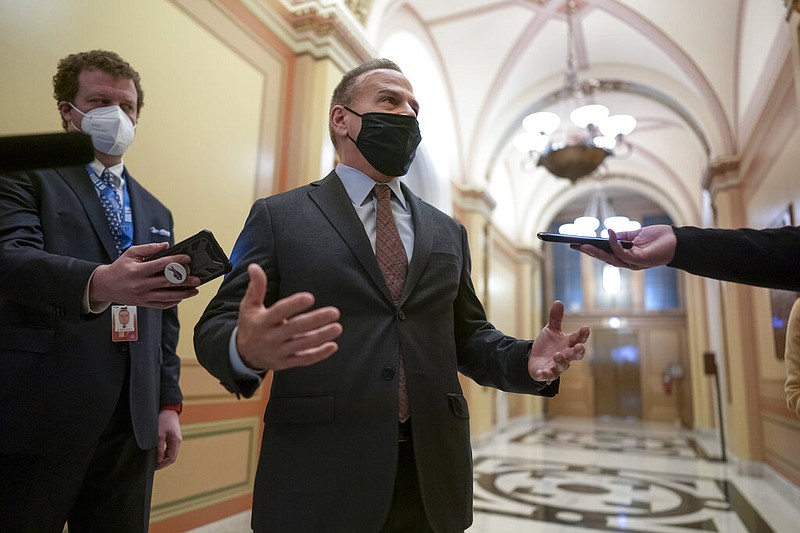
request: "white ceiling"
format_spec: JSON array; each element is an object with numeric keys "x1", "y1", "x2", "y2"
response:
[{"x1": 361, "y1": 0, "x2": 791, "y2": 246}]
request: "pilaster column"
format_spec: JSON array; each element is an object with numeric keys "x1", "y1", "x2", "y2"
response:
[{"x1": 704, "y1": 161, "x2": 764, "y2": 465}]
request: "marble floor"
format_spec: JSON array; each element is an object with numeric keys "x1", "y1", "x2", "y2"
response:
[{"x1": 189, "y1": 416, "x2": 800, "y2": 533}]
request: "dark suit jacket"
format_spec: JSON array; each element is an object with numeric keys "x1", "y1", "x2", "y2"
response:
[
  {"x1": 194, "y1": 171, "x2": 557, "y2": 533},
  {"x1": 670, "y1": 225, "x2": 800, "y2": 291},
  {"x1": 0, "y1": 166, "x2": 182, "y2": 455}
]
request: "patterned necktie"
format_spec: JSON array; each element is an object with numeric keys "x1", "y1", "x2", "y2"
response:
[
  {"x1": 374, "y1": 184, "x2": 410, "y2": 421},
  {"x1": 99, "y1": 169, "x2": 123, "y2": 257}
]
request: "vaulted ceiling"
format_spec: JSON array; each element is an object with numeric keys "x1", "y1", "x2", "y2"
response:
[
  {"x1": 236, "y1": 0, "x2": 796, "y2": 246},
  {"x1": 364, "y1": 0, "x2": 793, "y2": 245}
]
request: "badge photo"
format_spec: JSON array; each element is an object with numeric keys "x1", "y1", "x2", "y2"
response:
[{"x1": 112, "y1": 305, "x2": 138, "y2": 342}]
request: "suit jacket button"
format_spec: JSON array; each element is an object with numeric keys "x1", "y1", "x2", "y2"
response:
[
  {"x1": 397, "y1": 310, "x2": 406, "y2": 320},
  {"x1": 382, "y1": 367, "x2": 395, "y2": 380}
]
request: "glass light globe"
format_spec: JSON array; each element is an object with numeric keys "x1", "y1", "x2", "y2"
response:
[
  {"x1": 559, "y1": 222, "x2": 596, "y2": 237},
  {"x1": 513, "y1": 132, "x2": 549, "y2": 153},
  {"x1": 600, "y1": 114, "x2": 637, "y2": 137},
  {"x1": 603, "y1": 215, "x2": 631, "y2": 231},
  {"x1": 570, "y1": 104, "x2": 609, "y2": 128},
  {"x1": 559, "y1": 223, "x2": 578, "y2": 235},
  {"x1": 522, "y1": 111, "x2": 560, "y2": 135},
  {"x1": 574, "y1": 216, "x2": 600, "y2": 231},
  {"x1": 592, "y1": 136, "x2": 616, "y2": 150}
]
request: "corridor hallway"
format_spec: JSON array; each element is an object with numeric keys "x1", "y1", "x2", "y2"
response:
[
  {"x1": 467, "y1": 417, "x2": 800, "y2": 533},
  {"x1": 191, "y1": 416, "x2": 800, "y2": 533}
]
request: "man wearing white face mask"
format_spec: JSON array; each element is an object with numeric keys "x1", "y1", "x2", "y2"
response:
[
  {"x1": 68, "y1": 101, "x2": 137, "y2": 156},
  {"x1": 0, "y1": 50, "x2": 200, "y2": 532}
]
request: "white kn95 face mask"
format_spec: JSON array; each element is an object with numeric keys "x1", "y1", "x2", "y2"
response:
[{"x1": 70, "y1": 103, "x2": 136, "y2": 156}]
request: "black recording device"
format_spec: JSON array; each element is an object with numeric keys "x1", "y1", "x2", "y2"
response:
[
  {"x1": 146, "y1": 230, "x2": 232, "y2": 285},
  {"x1": 537, "y1": 232, "x2": 634, "y2": 252},
  {"x1": 0, "y1": 132, "x2": 94, "y2": 172}
]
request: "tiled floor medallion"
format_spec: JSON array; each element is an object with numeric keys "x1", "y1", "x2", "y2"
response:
[
  {"x1": 510, "y1": 426, "x2": 722, "y2": 460},
  {"x1": 473, "y1": 456, "x2": 772, "y2": 532}
]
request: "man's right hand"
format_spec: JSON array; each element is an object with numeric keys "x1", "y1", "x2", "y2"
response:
[
  {"x1": 574, "y1": 225, "x2": 678, "y2": 271},
  {"x1": 236, "y1": 263, "x2": 343, "y2": 372},
  {"x1": 89, "y1": 242, "x2": 201, "y2": 309}
]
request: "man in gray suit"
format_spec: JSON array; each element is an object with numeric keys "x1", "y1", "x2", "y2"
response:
[
  {"x1": 0, "y1": 50, "x2": 199, "y2": 532},
  {"x1": 194, "y1": 58, "x2": 589, "y2": 533}
]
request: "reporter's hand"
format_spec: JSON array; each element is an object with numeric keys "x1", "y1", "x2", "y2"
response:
[
  {"x1": 528, "y1": 300, "x2": 589, "y2": 383},
  {"x1": 574, "y1": 225, "x2": 678, "y2": 270},
  {"x1": 89, "y1": 242, "x2": 200, "y2": 309},
  {"x1": 236, "y1": 264, "x2": 343, "y2": 372}
]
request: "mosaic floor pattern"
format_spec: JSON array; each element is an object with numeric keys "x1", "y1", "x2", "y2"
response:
[
  {"x1": 190, "y1": 417, "x2": 800, "y2": 533},
  {"x1": 467, "y1": 417, "x2": 799, "y2": 533}
]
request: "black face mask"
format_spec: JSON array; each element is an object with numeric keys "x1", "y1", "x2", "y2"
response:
[{"x1": 344, "y1": 106, "x2": 422, "y2": 176}]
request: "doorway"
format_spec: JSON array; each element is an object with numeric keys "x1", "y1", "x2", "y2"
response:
[{"x1": 593, "y1": 328, "x2": 642, "y2": 418}]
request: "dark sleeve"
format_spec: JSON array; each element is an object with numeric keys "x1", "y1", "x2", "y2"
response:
[
  {"x1": 453, "y1": 225, "x2": 559, "y2": 397},
  {"x1": 668, "y1": 225, "x2": 800, "y2": 291},
  {"x1": 193, "y1": 199, "x2": 274, "y2": 398},
  {"x1": 159, "y1": 214, "x2": 183, "y2": 407},
  {"x1": 0, "y1": 171, "x2": 98, "y2": 322}
]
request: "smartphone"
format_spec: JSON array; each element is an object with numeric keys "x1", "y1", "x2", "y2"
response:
[
  {"x1": 537, "y1": 232, "x2": 633, "y2": 252},
  {"x1": 145, "y1": 229, "x2": 232, "y2": 284}
]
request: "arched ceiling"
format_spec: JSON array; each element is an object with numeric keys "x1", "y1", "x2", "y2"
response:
[
  {"x1": 222, "y1": 0, "x2": 792, "y2": 247},
  {"x1": 360, "y1": 0, "x2": 789, "y2": 246}
]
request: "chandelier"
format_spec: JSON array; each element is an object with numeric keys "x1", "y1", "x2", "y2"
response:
[
  {"x1": 514, "y1": 1, "x2": 636, "y2": 182},
  {"x1": 557, "y1": 181, "x2": 641, "y2": 237}
]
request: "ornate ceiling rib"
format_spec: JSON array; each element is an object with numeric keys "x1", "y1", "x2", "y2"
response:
[{"x1": 241, "y1": 0, "x2": 375, "y2": 69}]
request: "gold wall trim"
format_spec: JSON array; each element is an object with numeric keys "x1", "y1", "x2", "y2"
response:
[
  {"x1": 762, "y1": 412, "x2": 800, "y2": 481},
  {"x1": 180, "y1": 359, "x2": 264, "y2": 404},
  {"x1": 151, "y1": 417, "x2": 261, "y2": 521}
]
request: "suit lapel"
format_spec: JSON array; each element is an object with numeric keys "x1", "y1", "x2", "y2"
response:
[
  {"x1": 56, "y1": 166, "x2": 118, "y2": 260},
  {"x1": 309, "y1": 171, "x2": 394, "y2": 303},
  {"x1": 124, "y1": 170, "x2": 159, "y2": 246},
  {"x1": 401, "y1": 183, "x2": 433, "y2": 304}
]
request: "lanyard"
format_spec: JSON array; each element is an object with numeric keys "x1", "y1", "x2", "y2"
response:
[{"x1": 87, "y1": 166, "x2": 134, "y2": 252}]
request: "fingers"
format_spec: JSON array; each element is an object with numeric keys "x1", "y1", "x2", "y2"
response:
[
  {"x1": 264, "y1": 312, "x2": 343, "y2": 371},
  {"x1": 123, "y1": 241, "x2": 169, "y2": 260},
  {"x1": 546, "y1": 300, "x2": 564, "y2": 332},
  {"x1": 241, "y1": 263, "x2": 269, "y2": 313},
  {"x1": 607, "y1": 229, "x2": 628, "y2": 256},
  {"x1": 236, "y1": 264, "x2": 343, "y2": 372},
  {"x1": 574, "y1": 243, "x2": 627, "y2": 266},
  {"x1": 568, "y1": 325, "x2": 591, "y2": 346},
  {"x1": 157, "y1": 436, "x2": 181, "y2": 469},
  {"x1": 143, "y1": 287, "x2": 200, "y2": 309},
  {"x1": 156, "y1": 436, "x2": 166, "y2": 469}
]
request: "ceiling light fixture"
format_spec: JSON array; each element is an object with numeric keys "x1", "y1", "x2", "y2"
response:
[
  {"x1": 557, "y1": 181, "x2": 641, "y2": 237},
  {"x1": 514, "y1": 1, "x2": 636, "y2": 182}
]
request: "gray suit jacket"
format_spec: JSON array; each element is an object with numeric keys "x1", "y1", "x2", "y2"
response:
[
  {"x1": 0, "y1": 166, "x2": 182, "y2": 454},
  {"x1": 194, "y1": 171, "x2": 556, "y2": 533}
]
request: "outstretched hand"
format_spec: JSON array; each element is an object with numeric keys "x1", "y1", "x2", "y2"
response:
[
  {"x1": 573, "y1": 225, "x2": 677, "y2": 271},
  {"x1": 236, "y1": 264, "x2": 343, "y2": 372},
  {"x1": 528, "y1": 300, "x2": 589, "y2": 383}
]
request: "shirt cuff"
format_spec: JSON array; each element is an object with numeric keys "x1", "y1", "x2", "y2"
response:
[
  {"x1": 229, "y1": 326, "x2": 265, "y2": 382},
  {"x1": 83, "y1": 267, "x2": 111, "y2": 314},
  {"x1": 160, "y1": 403, "x2": 182, "y2": 414}
]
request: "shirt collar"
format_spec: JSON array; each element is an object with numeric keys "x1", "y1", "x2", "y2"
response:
[
  {"x1": 88, "y1": 159, "x2": 125, "y2": 185},
  {"x1": 336, "y1": 163, "x2": 407, "y2": 210}
]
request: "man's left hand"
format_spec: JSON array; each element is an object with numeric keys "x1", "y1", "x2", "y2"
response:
[
  {"x1": 156, "y1": 409, "x2": 182, "y2": 470},
  {"x1": 528, "y1": 300, "x2": 589, "y2": 383}
]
